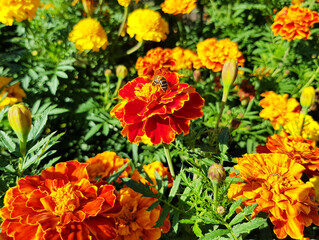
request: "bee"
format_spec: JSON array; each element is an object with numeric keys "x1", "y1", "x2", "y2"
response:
[{"x1": 152, "y1": 75, "x2": 168, "y2": 92}]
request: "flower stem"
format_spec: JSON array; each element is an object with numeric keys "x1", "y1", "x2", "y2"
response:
[
  {"x1": 126, "y1": 41, "x2": 143, "y2": 55},
  {"x1": 163, "y1": 143, "x2": 175, "y2": 178},
  {"x1": 299, "y1": 65, "x2": 319, "y2": 93},
  {"x1": 225, "y1": 222, "x2": 239, "y2": 240},
  {"x1": 212, "y1": 182, "x2": 218, "y2": 210},
  {"x1": 118, "y1": 7, "x2": 129, "y2": 37},
  {"x1": 112, "y1": 77, "x2": 124, "y2": 99}
]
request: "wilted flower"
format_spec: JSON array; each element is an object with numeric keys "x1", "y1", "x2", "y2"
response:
[
  {"x1": 161, "y1": 0, "x2": 197, "y2": 15},
  {"x1": 110, "y1": 72, "x2": 204, "y2": 145},
  {"x1": 228, "y1": 153, "x2": 319, "y2": 239},
  {"x1": 271, "y1": 6, "x2": 319, "y2": 41},
  {"x1": 0, "y1": 0, "x2": 40, "y2": 26},
  {"x1": 86, "y1": 151, "x2": 131, "y2": 182},
  {"x1": 8, "y1": 104, "x2": 31, "y2": 144},
  {"x1": 300, "y1": 86, "x2": 316, "y2": 109},
  {"x1": 236, "y1": 79, "x2": 256, "y2": 104},
  {"x1": 135, "y1": 47, "x2": 175, "y2": 79},
  {"x1": 208, "y1": 163, "x2": 225, "y2": 184},
  {"x1": 127, "y1": 9, "x2": 169, "y2": 42},
  {"x1": 170, "y1": 47, "x2": 199, "y2": 71},
  {"x1": 231, "y1": 118, "x2": 241, "y2": 130},
  {"x1": 0, "y1": 77, "x2": 26, "y2": 109},
  {"x1": 113, "y1": 187, "x2": 170, "y2": 240},
  {"x1": 69, "y1": 18, "x2": 108, "y2": 52},
  {"x1": 0, "y1": 161, "x2": 118, "y2": 240},
  {"x1": 194, "y1": 38, "x2": 245, "y2": 72}
]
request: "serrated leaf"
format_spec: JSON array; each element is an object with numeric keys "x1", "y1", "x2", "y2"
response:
[
  {"x1": 168, "y1": 174, "x2": 181, "y2": 202},
  {"x1": 147, "y1": 201, "x2": 160, "y2": 211},
  {"x1": 0, "y1": 130, "x2": 16, "y2": 152},
  {"x1": 28, "y1": 113, "x2": 48, "y2": 142},
  {"x1": 243, "y1": 203, "x2": 258, "y2": 215},
  {"x1": 193, "y1": 222, "x2": 203, "y2": 237},
  {"x1": 0, "y1": 106, "x2": 8, "y2": 122},
  {"x1": 56, "y1": 71, "x2": 68, "y2": 79},
  {"x1": 27, "y1": 132, "x2": 56, "y2": 154},
  {"x1": 154, "y1": 204, "x2": 170, "y2": 228},
  {"x1": 172, "y1": 212, "x2": 179, "y2": 233},
  {"x1": 84, "y1": 124, "x2": 102, "y2": 141},
  {"x1": 57, "y1": 65, "x2": 74, "y2": 71},
  {"x1": 31, "y1": 100, "x2": 41, "y2": 114},
  {"x1": 200, "y1": 229, "x2": 230, "y2": 240},
  {"x1": 48, "y1": 108, "x2": 68, "y2": 115},
  {"x1": 107, "y1": 161, "x2": 130, "y2": 183},
  {"x1": 47, "y1": 75, "x2": 59, "y2": 95},
  {"x1": 76, "y1": 98, "x2": 98, "y2": 113},
  {"x1": 229, "y1": 212, "x2": 245, "y2": 226},
  {"x1": 225, "y1": 199, "x2": 244, "y2": 220},
  {"x1": 28, "y1": 69, "x2": 38, "y2": 79},
  {"x1": 232, "y1": 218, "x2": 267, "y2": 235},
  {"x1": 121, "y1": 177, "x2": 156, "y2": 198}
]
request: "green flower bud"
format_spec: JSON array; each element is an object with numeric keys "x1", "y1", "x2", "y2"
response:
[
  {"x1": 216, "y1": 205, "x2": 225, "y2": 215},
  {"x1": 300, "y1": 86, "x2": 315, "y2": 109},
  {"x1": 208, "y1": 163, "x2": 225, "y2": 184},
  {"x1": 116, "y1": 65, "x2": 128, "y2": 79},
  {"x1": 222, "y1": 59, "x2": 238, "y2": 89},
  {"x1": 8, "y1": 104, "x2": 32, "y2": 143}
]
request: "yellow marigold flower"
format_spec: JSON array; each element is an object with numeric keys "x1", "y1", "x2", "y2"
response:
[
  {"x1": 259, "y1": 91, "x2": 301, "y2": 130},
  {"x1": 309, "y1": 176, "x2": 319, "y2": 201},
  {"x1": 135, "y1": 47, "x2": 175, "y2": 79},
  {"x1": 170, "y1": 47, "x2": 199, "y2": 71},
  {"x1": 271, "y1": 6, "x2": 319, "y2": 41},
  {"x1": 161, "y1": 0, "x2": 197, "y2": 15},
  {"x1": 228, "y1": 153, "x2": 319, "y2": 239},
  {"x1": 0, "y1": 77, "x2": 26, "y2": 109},
  {"x1": 127, "y1": 9, "x2": 169, "y2": 42},
  {"x1": 0, "y1": 0, "x2": 40, "y2": 26},
  {"x1": 117, "y1": 0, "x2": 130, "y2": 7},
  {"x1": 113, "y1": 187, "x2": 170, "y2": 240},
  {"x1": 86, "y1": 151, "x2": 131, "y2": 181},
  {"x1": 194, "y1": 38, "x2": 245, "y2": 72},
  {"x1": 69, "y1": 18, "x2": 108, "y2": 52}
]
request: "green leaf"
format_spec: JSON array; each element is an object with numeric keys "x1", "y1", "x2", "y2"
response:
[
  {"x1": 56, "y1": 71, "x2": 68, "y2": 79},
  {"x1": 200, "y1": 229, "x2": 230, "y2": 240},
  {"x1": 193, "y1": 222, "x2": 203, "y2": 238},
  {"x1": 243, "y1": 203, "x2": 258, "y2": 215},
  {"x1": 47, "y1": 75, "x2": 59, "y2": 95},
  {"x1": 84, "y1": 124, "x2": 102, "y2": 141},
  {"x1": 0, "y1": 130, "x2": 16, "y2": 152},
  {"x1": 154, "y1": 204, "x2": 170, "y2": 228},
  {"x1": 168, "y1": 174, "x2": 181, "y2": 202},
  {"x1": 225, "y1": 199, "x2": 244, "y2": 220},
  {"x1": 0, "y1": 106, "x2": 8, "y2": 122},
  {"x1": 28, "y1": 113, "x2": 48, "y2": 142},
  {"x1": 172, "y1": 212, "x2": 180, "y2": 233},
  {"x1": 102, "y1": 123, "x2": 109, "y2": 136},
  {"x1": 232, "y1": 218, "x2": 267, "y2": 235},
  {"x1": 121, "y1": 177, "x2": 157, "y2": 198},
  {"x1": 229, "y1": 212, "x2": 245, "y2": 226},
  {"x1": 106, "y1": 161, "x2": 130, "y2": 183},
  {"x1": 147, "y1": 201, "x2": 160, "y2": 211}
]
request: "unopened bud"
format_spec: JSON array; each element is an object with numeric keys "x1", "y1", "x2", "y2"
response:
[
  {"x1": 216, "y1": 205, "x2": 225, "y2": 215},
  {"x1": 8, "y1": 104, "x2": 32, "y2": 143},
  {"x1": 300, "y1": 86, "x2": 315, "y2": 109},
  {"x1": 104, "y1": 69, "x2": 112, "y2": 77},
  {"x1": 231, "y1": 118, "x2": 241, "y2": 130},
  {"x1": 208, "y1": 163, "x2": 225, "y2": 184},
  {"x1": 222, "y1": 59, "x2": 238, "y2": 89},
  {"x1": 116, "y1": 65, "x2": 128, "y2": 79}
]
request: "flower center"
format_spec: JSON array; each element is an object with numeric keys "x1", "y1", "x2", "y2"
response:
[
  {"x1": 118, "y1": 205, "x2": 135, "y2": 223},
  {"x1": 134, "y1": 83, "x2": 158, "y2": 100},
  {"x1": 50, "y1": 183, "x2": 80, "y2": 216}
]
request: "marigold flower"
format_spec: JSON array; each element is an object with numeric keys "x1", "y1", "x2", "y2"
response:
[
  {"x1": 110, "y1": 72, "x2": 205, "y2": 145},
  {"x1": 113, "y1": 187, "x2": 170, "y2": 240},
  {"x1": 69, "y1": 18, "x2": 108, "y2": 52},
  {"x1": 0, "y1": 77, "x2": 26, "y2": 109},
  {"x1": 259, "y1": 91, "x2": 301, "y2": 130},
  {"x1": 194, "y1": 38, "x2": 245, "y2": 72},
  {"x1": 86, "y1": 151, "x2": 132, "y2": 182},
  {"x1": 161, "y1": 0, "x2": 197, "y2": 15},
  {"x1": 291, "y1": 0, "x2": 304, "y2": 5},
  {"x1": 0, "y1": 160, "x2": 118, "y2": 240},
  {"x1": 126, "y1": 9, "x2": 169, "y2": 42},
  {"x1": 0, "y1": 0, "x2": 40, "y2": 26},
  {"x1": 170, "y1": 47, "x2": 199, "y2": 71},
  {"x1": 310, "y1": 176, "x2": 319, "y2": 201},
  {"x1": 236, "y1": 79, "x2": 256, "y2": 104},
  {"x1": 135, "y1": 47, "x2": 175, "y2": 79},
  {"x1": 228, "y1": 153, "x2": 319, "y2": 239},
  {"x1": 271, "y1": 6, "x2": 319, "y2": 41}
]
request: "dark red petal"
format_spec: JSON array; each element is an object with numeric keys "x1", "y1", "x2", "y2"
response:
[
  {"x1": 123, "y1": 121, "x2": 145, "y2": 143},
  {"x1": 123, "y1": 99, "x2": 146, "y2": 123},
  {"x1": 168, "y1": 116, "x2": 190, "y2": 135},
  {"x1": 173, "y1": 93, "x2": 204, "y2": 119}
]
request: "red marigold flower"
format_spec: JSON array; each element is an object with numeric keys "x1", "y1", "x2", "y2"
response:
[
  {"x1": 194, "y1": 38, "x2": 245, "y2": 72},
  {"x1": 0, "y1": 161, "x2": 118, "y2": 240},
  {"x1": 112, "y1": 187, "x2": 170, "y2": 240},
  {"x1": 86, "y1": 151, "x2": 132, "y2": 182},
  {"x1": 135, "y1": 47, "x2": 175, "y2": 79},
  {"x1": 236, "y1": 79, "x2": 256, "y2": 104},
  {"x1": 228, "y1": 153, "x2": 319, "y2": 239},
  {"x1": 110, "y1": 72, "x2": 205, "y2": 145},
  {"x1": 256, "y1": 134, "x2": 319, "y2": 177},
  {"x1": 271, "y1": 5, "x2": 319, "y2": 41}
]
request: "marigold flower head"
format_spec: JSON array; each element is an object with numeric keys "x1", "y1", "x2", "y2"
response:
[
  {"x1": 69, "y1": 18, "x2": 108, "y2": 52},
  {"x1": 0, "y1": 0, "x2": 40, "y2": 26},
  {"x1": 161, "y1": 0, "x2": 197, "y2": 15},
  {"x1": 271, "y1": 6, "x2": 319, "y2": 41},
  {"x1": 0, "y1": 160, "x2": 118, "y2": 240},
  {"x1": 237, "y1": 79, "x2": 256, "y2": 104},
  {"x1": 259, "y1": 91, "x2": 301, "y2": 130},
  {"x1": 110, "y1": 72, "x2": 205, "y2": 145},
  {"x1": 135, "y1": 47, "x2": 175, "y2": 79},
  {"x1": 86, "y1": 151, "x2": 132, "y2": 182},
  {"x1": 0, "y1": 77, "x2": 26, "y2": 109},
  {"x1": 228, "y1": 153, "x2": 319, "y2": 239},
  {"x1": 127, "y1": 9, "x2": 169, "y2": 42},
  {"x1": 170, "y1": 47, "x2": 199, "y2": 71},
  {"x1": 194, "y1": 38, "x2": 245, "y2": 72},
  {"x1": 310, "y1": 176, "x2": 319, "y2": 201},
  {"x1": 113, "y1": 187, "x2": 170, "y2": 240}
]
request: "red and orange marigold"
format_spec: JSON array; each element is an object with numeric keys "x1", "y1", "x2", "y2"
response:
[
  {"x1": 0, "y1": 161, "x2": 118, "y2": 240},
  {"x1": 170, "y1": 47, "x2": 199, "y2": 71},
  {"x1": 228, "y1": 153, "x2": 319, "y2": 239},
  {"x1": 135, "y1": 47, "x2": 175, "y2": 79},
  {"x1": 271, "y1": 5, "x2": 319, "y2": 41},
  {"x1": 194, "y1": 38, "x2": 245, "y2": 72},
  {"x1": 110, "y1": 72, "x2": 204, "y2": 145}
]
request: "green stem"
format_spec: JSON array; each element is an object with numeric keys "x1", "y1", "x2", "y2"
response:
[
  {"x1": 300, "y1": 110, "x2": 307, "y2": 137},
  {"x1": 118, "y1": 7, "x2": 129, "y2": 37},
  {"x1": 131, "y1": 143, "x2": 138, "y2": 169},
  {"x1": 299, "y1": 65, "x2": 319, "y2": 93},
  {"x1": 225, "y1": 222, "x2": 239, "y2": 240},
  {"x1": 212, "y1": 182, "x2": 218, "y2": 210},
  {"x1": 213, "y1": 100, "x2": 226, "y2": 137},
  {"x1": 163, "y1": 143, "x2": 175, "y2": 179},
  {"x1": 126, "y1": 41, "x2": 143, "y2": 55},
  {"x1": 112, "y1": 77, "x2": 124, "y2": 99},
  {"x1": 160, "y1": 198, "x2": 183, "y2": 213}
]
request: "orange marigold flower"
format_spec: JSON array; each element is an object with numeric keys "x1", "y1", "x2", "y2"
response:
[
  {"x1": 127, "y1": 9, "x2": 169, "y2": 42},
  {"x1": 135, "y1": 47, "x2": 176, "y2": 79},
  {"x1": 0, "y1": 160, "x2": 118, "y2": 240},
  {"x1": 194, "y1": 38, "x2": 245, "y2": 72},
  {"x1": 0, "y1": 77, "x2": 26, "y2": 109},
  {"x1": 86, "y1": 151, "x2": 132, "y2": 182},
  {"x1": 259, "y1": 91, "x2": 301, "y2": 130},
  {"x1": 310, "y1": 176, "x2": 319, "y2": 201},
  {"x1": 161, "y1": 0, "x2": 197, "y2": 15},
  {"x1": 110, "y1": 72, "x2": 205, "y2": 145},
  {"x1": 170, "y1": 47, "x2": 199, "y2": 71},
  {"x1": 256, "y1": 134, "x2": 319, "y2": 176},
  {"x1": 0, "y1": 0, "x2": 40, "y2": 26},
  {"x1": 228, "y1": 153, "x2": 319, "y2": 239},
  {"x1": 69, "y1": 18, "x2": 108, "y2": 52},
  {"x1": 271, "y1": 6, "x2": 319, "y2": 41},
  {"x1": 113, "y1": 187, "x2": 170, "y2": 240}
]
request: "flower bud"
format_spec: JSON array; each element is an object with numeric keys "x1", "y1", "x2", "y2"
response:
[
  {"x1": 300, "y1": 86, "x2": 315, "y2": 109},
  {"x1": 231, "y1": 118, "x2": 241, "y2": 130},
  {"x1": 116, "y1": 65, "x2": 128, "y2": 79},
  {"x1": 208, "y1": 163, "x2": 225, "y2": 184},
  {"x1": 193, "y1": 70, "x2": 202, "y2": 82},
  {"x1": 216, "y1": 205, "x2": 225, "y2": 215},
  {"x1": 222, "y1": 59, "x2": 238, "y2": 89},
  {"x1": 8, "y1": 104, "x2": 32, "y2": 143},
  {"x1": 104, "y1": 69, "x2": 112, "y2": 77}
]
